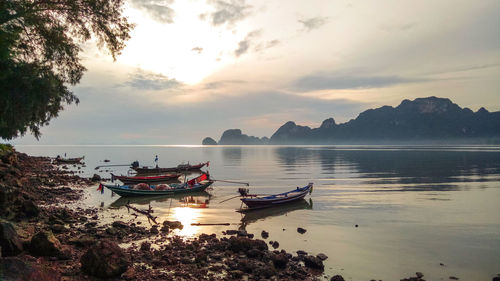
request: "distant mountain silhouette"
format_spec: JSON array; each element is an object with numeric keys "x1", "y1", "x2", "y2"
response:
[
  {"x1": 217, "y1": 129, "x2": 269, "y2": 145},
  {"x1": 204, "y1": 97, "x2": 500, "y2": 145},
  {"x1": 270, "y1": 97, "x2": 500, "y2": 144},
  {"x1": 202, "y1": 137, "x2": 217, "y2": 145}
]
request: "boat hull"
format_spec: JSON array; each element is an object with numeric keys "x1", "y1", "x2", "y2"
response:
[
  {"x1": 104, "y1": 181, "x2": 213, "y2": 197},
  {"x1": 132, "y1": 162, "x2": 207, "y2": 174},
  {"x1": 240, "y1": 183, "x2": 313, "y2": 210},
  {"x1": 111, "y1": 173, "x2": 181, "y2": 184}
]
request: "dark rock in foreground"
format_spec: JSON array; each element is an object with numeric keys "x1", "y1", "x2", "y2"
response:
[
  {"x1": 303, "y1": 255, "x2": 324, "y2": 270},
  {"x1": 81, "y1": 240, "x2": 130, "y2": 278},
  {"x1": 331, "y1": 275, "x2": 345, "y2": 281},
  {"x1": 0, "y1": 257, "x2": 60, "y2": 281},
  {"x1": 29, "y1": 231, "x2": 69, "y2": 259},
  {"x1": 0, "y1": 222, "x2": 23, "y2": 256}
]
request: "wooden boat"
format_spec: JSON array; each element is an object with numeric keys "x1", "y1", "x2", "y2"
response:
[
  {"x1": 132, "y1": 161, "x2": 209, "y2": 174},
  {"x1": 100, "y1": 173, "x2": 213, "y2": 197},
  {"x1": 54, "y1": 156, "x2": 84, "y2": 164},
  {"x1": 240, "y1": 183, "x2": 313, "y2": 211},
  {"x1": 239, "y1": 199, "x2": 312, "y2": 220},
  {"x1": 110, "y1": 173, "x2": 181, "y2": 184}
]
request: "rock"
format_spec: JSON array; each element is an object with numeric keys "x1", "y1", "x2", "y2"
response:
[
  {"x1": 121, "y1": 266, "x2": 136, "y2": 280},
  {"x1": 225, "y1": 229, "x2": 238, "y2": 235},
  {"x1": 160, "y1": 225, "x2": 170, "y2": 233},
  {"x1": 246, "y1": 248, "x2": 263, "y2": 258},
  {"x1": 29, "y1": 231, "x2": 69, "y2": 259},
  {"x1": 247, "y1": 233, "x2": 254, "y2": 238},
  {"x1": 163, "y1": 220, "x2": 183, "y2": 230},
  {"x1": 296, "y1": 250, "x2": 307, "y2": 256},
  {"x1": 449, "y1": 277, "x2": 459, "y2": 280},
  {"x1": 228, "y1": 236, "x2": 268, "y2": 253},
  {"x1": 237, "y1": 230, "x2": 247, "y2": 237},
  {"x1": 303, "y1": 255, "x2": 324, "y2": 270},
  {"x1": 261, "y1": 230, "x2": 269, "y2": 239},
  {"x1": 91, "y1": 174, "x2": 101, "y2": 181},
  {"x1": 316, "y1": 253, "x2": 328, "y2": 261},
  {"x1": 140, "y1": 241, "x2": 151, "y2": 251},
  {"x1": 21, "y1": 200, "x2": 40, "y2": 217},
  {"x1": 493, "y1": 277, "x2": 500, "y2": 281},
  {"x1": 297, "y1": 227, "x2": 307, "y2": 234},
  {"x1": 270, "y1": 253, "x2": 288, "y2": 269},
  {"x1": 331, "y1": 275, "x2": 345, "y2": 281},
  {"x1": 0, "y1": 222, "x2": 23, "y2": 257},
  {"x1": 50, "y1": 224, "x2": 66, "y2": 233},
  {"x1": 81, "y1": 240, "x2": 130, "y2": 278},
  {"x1": 150, "y1": 225, "x2": 159, "y2": 234},
  {"x1": 0, "y1": 257, "x2": 60, "y2": 281},
  {"x1": 271, "y1": 241, "x2": 279, "y2": 249},
  {"x1": 229, "y1": 270, "x2": 244, "y2": 279},
  {"x1": 112, "y1": 221, "x2": 128, "y2": 229},
  {"x1": 68, "y1": 236, "x2": 96, "y2": 247},
  {"x1": 416, "y1": 272, "x2": 424, "y2": 278},
  {"x1": 202, "y1": 137, "x2": 217, "y2": 145}
]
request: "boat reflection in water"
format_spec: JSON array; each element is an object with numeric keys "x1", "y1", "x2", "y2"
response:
[
  {"x1": 239, "y1": 198, "x2": 313, "y2": 230},
  {"x1": 109, "y1": 191, "x2": 212, "y2": 208},
  {"x1": 108, "y1": 192, "x2": 212, "y2": 237}
]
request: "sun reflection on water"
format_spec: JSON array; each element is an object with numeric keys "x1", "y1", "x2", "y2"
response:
[{"x1": 171, "y1": 207, "x2": 202, "y2": 237}]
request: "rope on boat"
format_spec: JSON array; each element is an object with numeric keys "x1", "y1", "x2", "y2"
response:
[{"x1": 211, "y1": 179, "x2": 249, "y2": 186}]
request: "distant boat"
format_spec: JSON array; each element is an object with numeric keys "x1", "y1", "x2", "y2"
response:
[
  {"x1": 239, "y1": 183, "x2": 313, "y2": 211},
  {"x1": 131, "y1": 161, "x2": 209, "y2": 174},
  {"x1": 54, "y1": 156, "x2": 84, "y2": 164},
  {"x1": 100, "y1": 173, "x2": 212, "y2": 197},
  {"x1": 111, "y1": 173, "x2": 181, "y2": 184}
]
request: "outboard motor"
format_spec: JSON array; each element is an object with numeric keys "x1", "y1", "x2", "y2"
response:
[
  {"x1": 131, "y1": 160, "x2": 139, "y2": 169},
  {"x1": 238, "y1": 188, "x2": 249, "y2": 197}
]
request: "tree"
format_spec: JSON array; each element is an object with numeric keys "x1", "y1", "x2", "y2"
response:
[{"x1": 0, "y1": 0, "x2": 133, "y2": 139}]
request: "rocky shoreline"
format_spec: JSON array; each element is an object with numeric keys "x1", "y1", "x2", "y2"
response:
[{"x1": 0, "y1": 148, "x2": 336, "y2": 280}]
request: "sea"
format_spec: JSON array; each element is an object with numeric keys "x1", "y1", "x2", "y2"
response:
[{"x1": 15, "y1": 145, "x2": 500, "y2": 281}]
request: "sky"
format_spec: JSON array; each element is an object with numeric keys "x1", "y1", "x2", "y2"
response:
[{"x1": 13, "y1": 0, "x2": 500, "y2": 144}]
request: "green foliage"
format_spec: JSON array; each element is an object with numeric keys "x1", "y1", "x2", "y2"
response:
[
  {"x1": 0, "y1": 0, "x2": 133, "y2": 140},
  {"x1": 0, "y1": 143, "x2": 13, "y2": 153}
]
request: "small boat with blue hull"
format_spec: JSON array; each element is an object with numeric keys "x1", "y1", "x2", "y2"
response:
[
  {"x1": 102, "y1": 181, "x2": 213, "y2": 197},
  {"x1": 100, "y1": 173, "x2": 213, "y2": 197},
  {"x1": 240, "y1": 183, "x2": 313, "y2": 211}
]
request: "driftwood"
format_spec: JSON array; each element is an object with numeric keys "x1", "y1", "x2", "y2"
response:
[{"x1": 125, "y1": 201, "x2": 159, "y2": 225}]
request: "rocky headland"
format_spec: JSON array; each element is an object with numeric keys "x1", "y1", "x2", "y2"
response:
[{"x1": 204, "y1": 97, "x2": 500, "y2": 145}]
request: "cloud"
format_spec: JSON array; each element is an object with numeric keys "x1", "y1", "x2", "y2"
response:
[
  {"x1": 203, "y1": 79, "x2": 246, "y2": 89},
  {"x1": 126, "y1": 70, "x2": 182, "y2": 91},
  {"x1": 380, "y1": 22, "x2": 417, "y2": 32},
  {"x1": 200, "y1": 0, "x2": 252, "y2": 27},
  {"x1": 292, "y1": 72, "x2": 428, "y2": 91},
  {"x1": 254, "y1": 39, "x2": 281, "y2": 52},
  {"x1": 234, "y1": 30, "x2": 261, "y2": 57},
  {"x1": 191, "y1": 47, "x2": 203, "y2": 54},
  {"x1": 298, "y1": 16, "x2": 329, "y2": 31},
  {"x1": 129, "y1": 0, "x2": 175, "y2": 24}
]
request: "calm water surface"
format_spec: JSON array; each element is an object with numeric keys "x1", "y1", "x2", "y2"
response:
[{"x1": 16, "y1": 145, "x2": 500, "y2": 281}]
